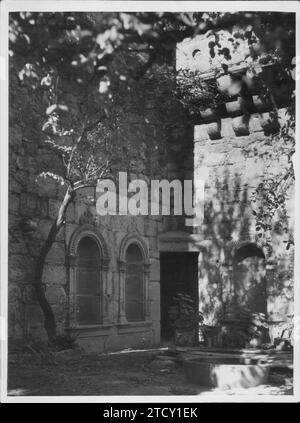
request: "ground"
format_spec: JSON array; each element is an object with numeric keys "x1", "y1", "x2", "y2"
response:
[{"x1": 7, "y1": 348, "x2": 293, "y2": 397}]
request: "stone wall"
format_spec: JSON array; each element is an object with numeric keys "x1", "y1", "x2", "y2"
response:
[
  {"x1": 190, "y1": 113, "x2": 294, "y2": 328},
  {"x1": 173, "y1": 30, "x2": 295, "y2": 344},
  {"x1": 8, "y1": 29, "x2": 295, "y2": 351},
  {"x1": 8, "y1": 53, "x2": 188, "y2": 351}
]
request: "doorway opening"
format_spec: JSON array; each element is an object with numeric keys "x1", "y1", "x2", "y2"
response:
[{"x1": 160, "y1": 252, "x2": 199, "y2": 341}]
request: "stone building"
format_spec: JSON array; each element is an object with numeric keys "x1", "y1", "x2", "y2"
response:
[{"x1": 8, "y1": 23, "x2": 294, "y2": 351}]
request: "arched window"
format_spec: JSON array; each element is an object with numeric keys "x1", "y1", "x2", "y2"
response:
[
  {"x1": 75, "y1": 236, "x2": 102, "y2": 325},
  {"x1": 125, "y1": 243, "x2": 145, "y2": 322},
  {"x1": 233, "y1": 243, "x2": 266, "y2": 314}
]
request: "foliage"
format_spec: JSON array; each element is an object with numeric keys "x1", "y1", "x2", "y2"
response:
[
  {"x1": 8, "y1": 11, "x2": 296, "y2": 340},
  {"x1": 175, "y1": 70, "x2": 230, "y2": 114},
  {"x1": 10, "y1": 12, "x2": 296, "y2": 228},
  {"x1": 54, "y1": 333, "x2": 79, "y2": 351},
  {"x1": 219, "y1": 306, "x2": 271, "y2": 349},
  {"x1": 250, "y1": 101, "x2": 295, "y2": 252},
  {"x1": 168, "y1": 293, "x2": 204, "y2": 332}
]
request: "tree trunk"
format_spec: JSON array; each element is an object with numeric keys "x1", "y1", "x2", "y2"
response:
[{"x1": 34, "y1": 187, "x2": 76, "y2": 344}]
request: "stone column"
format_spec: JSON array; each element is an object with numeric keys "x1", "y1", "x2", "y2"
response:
[
  {"x1": 144, "y1": 261, "x2": 151, "y2": 320},
  {"x1": 102, "y1": 257, "x2": 110, "y2": 325},
  {"x1": 118, "y1": 259, "x2": 127, "y2": 324},
  {"x1": 68, "y1": 256, "x2": 77, "y2": 326}
]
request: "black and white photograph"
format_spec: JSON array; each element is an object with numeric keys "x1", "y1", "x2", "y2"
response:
[{"x1": 0, "y1": 0, "x2": 299, "y2": 403}]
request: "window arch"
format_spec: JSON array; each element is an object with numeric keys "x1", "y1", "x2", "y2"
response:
[
  {"x1": 76, "y1": 236, "x2": 102, "y2": 325},
  {"x1": 119, "y1": 235, "x2": 150, "y2": 324},
  {"x1": 233, "y1": 242, "x2": 267, "y2": 314},
  {"x1": 234, "y1": 243, "x2": 265, "y2": 263},
  {"x1": 69, "y1": 225, "x2": 109, "y2": 326},
  {"x1": 125, "y1": 243, "x2": 145, "y2": 322}
]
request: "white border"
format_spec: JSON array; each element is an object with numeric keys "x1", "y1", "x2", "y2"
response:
[{"x1": 1, "y1": 0, "x2": 300, "y2": 404}]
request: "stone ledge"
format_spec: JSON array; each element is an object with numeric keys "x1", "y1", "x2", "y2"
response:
[
  {"x1": 116, "y1": 320, "x2": 153, "y2": 334},
  {"x1": 66, "y1": 323, "x2": 113, "y2": 335},
  {"x1": 194, "y1": 108, "x2": 287, "y2": 141},
  {"x1": 67, "y1": 323, "x2": 113, "y2": 330}
]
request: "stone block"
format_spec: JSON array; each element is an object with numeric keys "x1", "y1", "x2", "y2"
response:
[
  {"x1": 25, "y1": 173, "x2": 39, "y2": 194},
  {"x1": 9, "y1": 193, "x2": 20, "y2": 214},
  {"x1": 48, "y1": 198, "x2": 62, "y2": 220},
  {"x1": 19, "y1": 193, "x2": 38, "y2": 217},
  {"x1": 9, "y1": 178, "x2": 22, "y2": 193},
  {"x1": 45, "y1": 242, "x2": 65, "y2": 264},
  {"x1": 249, "y1": 114, "x2": 263, "y2": 132},
  {"x1": 65, "y1": 202, "x2": 75, "y2": 223},
  {"x1": 245, "y1": 157, "x2": 264, "y2": 179},
  {"x1": 43, "y1": 264, "x2": 67, "y2": 286},
  {"x1": 150, "y1": 300, "x2": 161, "y2": 321},
  {"x1": 206, "y1": 121, "x2": 222, "y2": 140},
  {"x1": 194, "y1": 124, "x2": 209, "y2": 142},
  {"x1": 231, "y1": 131, "x2": 266, "y2": 147},
  {"x1": 145, "y1": 219, "x2": 157, "y2": 237},
  {"x1": 8, "y1": 306, "x2": 24, "y2": 338},
  {"x1": 150, "y1": 248, "x2": 159, "y2": 259},
  {"x1": 131, "y1": 215, "x2": 145, "y2": 234},
  {"x1": 9, "y1": 125, "x2": 22, "y2": 148},
  {"x1": 148, "y1": 236, "x2": 158, "y2": 253},
  {"x1": 232, "y1": 115, "x2": 250, "y2": 136},
  {"x1": 16, "y1": 155, "x2": 37, "y2": 173},
  {"x1": 199, "y1": 107, "x2": 218, "y2": 122},
  {"x1": 109, "y1": 215, "x2": 128, "y2": 232},
  {"x1": 25, "y1": 304, "x2": 44, "y2": 329},
  {"x1": 150, "y1": 258, "x2": 160, "y2": 282},
  {"x1": 36, "y1": 177, "x2": 58, "y2": 198},
  {"x1": 23, "y1": 141, "x2": 37, "y2": 156},
  {"x1": 225, "y1": 98, "x2": 247, "y2": 117},
  {"x1": 152, "y1": 320, "x2": 161, "y2": 344},
  {"x1": 22, "y1": 284, "x2": 37, "y2": 304},
  {"x1": 149, "y1": 282, "x2": 160, "y2": 302},
  {"x1": 227, "y1": 147, "x2": 245, "y2": 164},
  {"x1": 202, "y1": 152, "x2": 225, "y2": 167},
  {"x1": 45, "y1": 285, "x2": 66, "y2": 306},
  {"x1": 65, "y1": 223, "x2": 80, "y2": 246},
  {"x1": 221, "y1": 117, "x2": 235, "y2": 138},
  {"x1": 38, "y1": 198, "x2": 49, "y2": 218},
  {"x1": 74, "y1": 202, "x2": 87, "y2": 224},
  {"x1": 8, "y1": 284, "x2": 22, "y2": 303},
  {"x1": 8, "y1": 254, "x2": 33, "y2": 284}
]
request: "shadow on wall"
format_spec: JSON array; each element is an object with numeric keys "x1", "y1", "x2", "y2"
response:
[
  {"x1": 195, "y1": 168, "x2": 294, "y2": 348},
  {"x1": 196, "y1": 171, "x2": 275, "y2": 347},
  {"x1": 198, "y1": 172, "x2": 253, "y2": 320}
]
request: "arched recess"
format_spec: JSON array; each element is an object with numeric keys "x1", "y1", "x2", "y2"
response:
[
  {"x1": 232, "y1": 242, "x2": 267, "y2": 315},
  {"x1": 118, "y1": 235, "x2": 150, "y2": 324},
  {"x1": 68, "y1": 225, "x2": 110, "y2": 326}
]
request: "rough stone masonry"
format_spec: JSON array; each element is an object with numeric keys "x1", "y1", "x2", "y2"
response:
[{"x1": 8, "y1": 22, "x2": 294, "y2": 351}]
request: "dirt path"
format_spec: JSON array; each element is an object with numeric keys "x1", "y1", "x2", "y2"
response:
[{"x1": 7, "y1": 349, "x2": 293, "y2": 397}]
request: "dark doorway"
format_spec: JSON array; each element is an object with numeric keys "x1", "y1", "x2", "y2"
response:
[{"x1": 160, "y1": 252, "x2": 199, "y2": 341}]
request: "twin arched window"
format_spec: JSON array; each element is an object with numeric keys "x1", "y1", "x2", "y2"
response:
[{"x1": 71, "y1": 228, "x2": 148, "y2": 327}]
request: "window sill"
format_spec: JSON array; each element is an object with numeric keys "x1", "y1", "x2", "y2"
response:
[
  {"x1": 116, "y1": 320, "x2": 152, "y2": 327},
  {"x1": 66, "y1": 323, "x2": 112, "y2": 331},
  {"x1": 116, "y1": 320, "x2": 153, "y2": 333}
]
